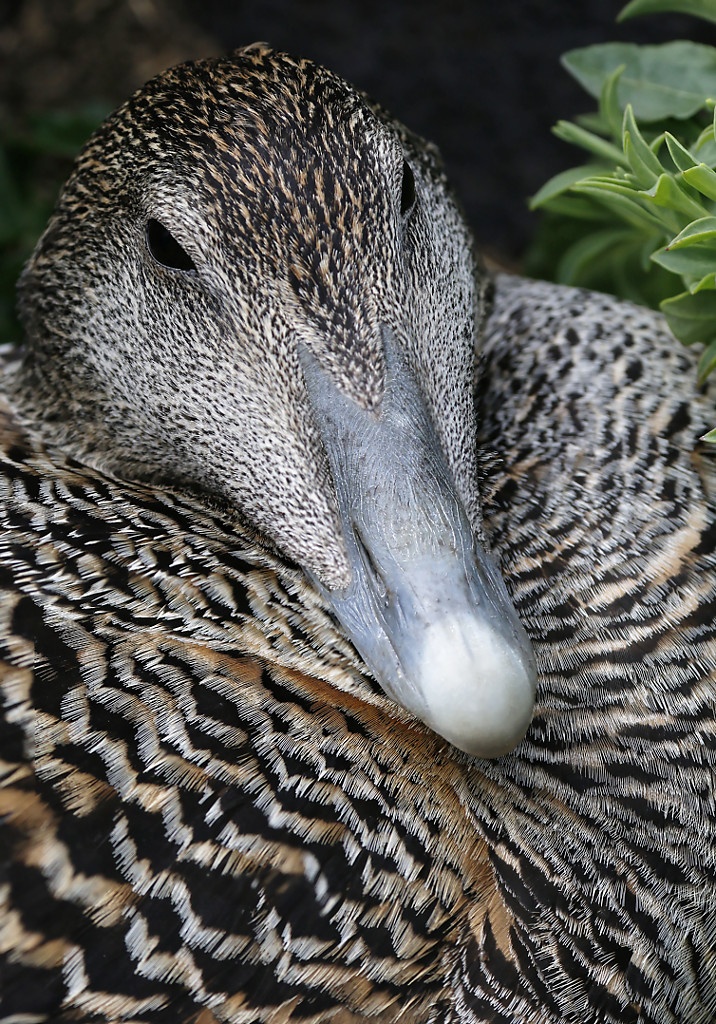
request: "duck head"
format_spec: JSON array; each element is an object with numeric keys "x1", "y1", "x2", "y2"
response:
[{"x1": 15, "y1": 45, "x2": 536, "y2": 756}]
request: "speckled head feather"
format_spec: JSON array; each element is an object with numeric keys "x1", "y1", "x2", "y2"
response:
[
  {"x1": 13, "y1": 45, "x2": 538, "y2": 757},
  {"x1": 15, "y1": 44, "x2": 481, "y2": 590}
]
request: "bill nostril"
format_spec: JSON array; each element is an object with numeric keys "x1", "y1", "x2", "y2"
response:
[{"x1": 353, "y1": 522, "x2": 388, "y2": 603}]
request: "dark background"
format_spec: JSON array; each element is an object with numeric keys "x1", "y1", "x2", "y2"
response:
[{"x1": 2, "y1": 0, "x2": 716, "y2": 263}]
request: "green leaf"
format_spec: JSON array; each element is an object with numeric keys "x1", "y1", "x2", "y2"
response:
[
  {"x1": 623, "y1": 104, "x2": 664, "y2": 185},
  {"x1": 660, "y1": 288, "x2": 716, "y2": 344},
  {"x1": 690, "y1": 272, "x2": 716, "y2": 291},
  {"x1": 681, "y1": 161, "x2": 716, "y2": 198},
  {"x1": 600, "y1": 65, "x2": 627, "y2": 139},
  {"x1": 664, "y1": 132, "x2": 698, "y2": 171},
  {"x1": 533, "y1": 192, "x2": 619, "y2": 221},
  {"x1": 640, "y1": 173, "x2": 708, "y2": 220},
  {"x1": 697, "y1": 336, "x2": 716, "y2": 382},
  {"x1": 694, "y1": 125, "x2": 716, "y2": 166},
  {"x1": 671, "y1": 220, "x2": 716, "y2": 290},
  {"x1": 529, "y1": 164, "x2": 609, "y2": 209},
  {"x1": 639, "y1": 233, "x2": 660, "y2": 270},
  {"x1": 701, "y1": 425, "x2": 716, "y2": 442},
  {"x1": 573, "y1": 180, "x2": 669, "y2": 230},
  {"x1": 553, "y1": 120, "x2": 628, "y2": 165},
  {"x1": 651, "y1": 238, "x2": 716, "y2": 277},
  {"x1": 576, "y1": 111, "x2": 613, "y2": 135},
  {"x1": 655, "y1": 223, "x2": 716, "y2": 291},
  {"x1": 618, "y1": 0, "x2": 716, "y2": 26},
  {"x1": 562, "y1": 41, "x2": 716, "y2": 121},
  {"x1": 524, "y1": 200, "x2": 677, "y2": 307},
  {"x1": 555, "y1": 226, "x2": 641, "y2": 283},
  {"x1": 663, "y1": 215, "x2": 716, "y2": 246}
]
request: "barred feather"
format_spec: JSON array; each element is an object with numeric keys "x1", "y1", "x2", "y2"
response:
[{"x1": 1, "y1": 48, "x2": 715, "y2": 1024}]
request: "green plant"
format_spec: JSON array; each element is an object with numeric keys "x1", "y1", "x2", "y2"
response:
[
  {"x1": 0, "y1": 105, "x2": 107, "y2": 347},
  {"x1": 528, "y1": 0, "x2": 716, "y2": 438}
]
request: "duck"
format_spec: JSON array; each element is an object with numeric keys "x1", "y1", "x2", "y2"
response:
[{"x1": 0, "y1": 42, "x2": 714, "y2": 1024}]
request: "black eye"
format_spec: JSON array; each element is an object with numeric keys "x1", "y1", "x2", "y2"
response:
[
  {"x1": 400, "y1": 159, "x2": 416, "y2": 216},
  {"x1": 146, "y1": 218, "x2": 197, "y2": 272}
]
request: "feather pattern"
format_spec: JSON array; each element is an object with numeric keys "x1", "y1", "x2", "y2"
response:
[{"x1": 0, "y1": 47, "x2": 715, "y2": 1024}]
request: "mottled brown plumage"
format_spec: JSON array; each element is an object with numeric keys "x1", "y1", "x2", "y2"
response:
[
  {"x1": 1, "y1": 45, "x2": 715, "y2": 1024},
  {"x1": 12, "y1": 45, "x2": 480, "y2": 590}
]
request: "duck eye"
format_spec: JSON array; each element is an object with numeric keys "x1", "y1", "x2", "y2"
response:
[
  {"x1": 400, "y1": 160, "x2": 416, "y2": 216},
  {"x1": 146, "y1": 219, "x2": 197, "y2": 272}
]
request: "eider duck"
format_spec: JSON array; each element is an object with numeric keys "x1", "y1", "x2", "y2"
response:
[{"x1": 0, "y1": 44, "x2": 714, "y2": 1024}]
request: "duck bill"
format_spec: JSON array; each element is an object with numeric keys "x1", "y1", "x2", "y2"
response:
[{"x1": 300, "y1": 334, "x2": 537, "y2": 758}]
